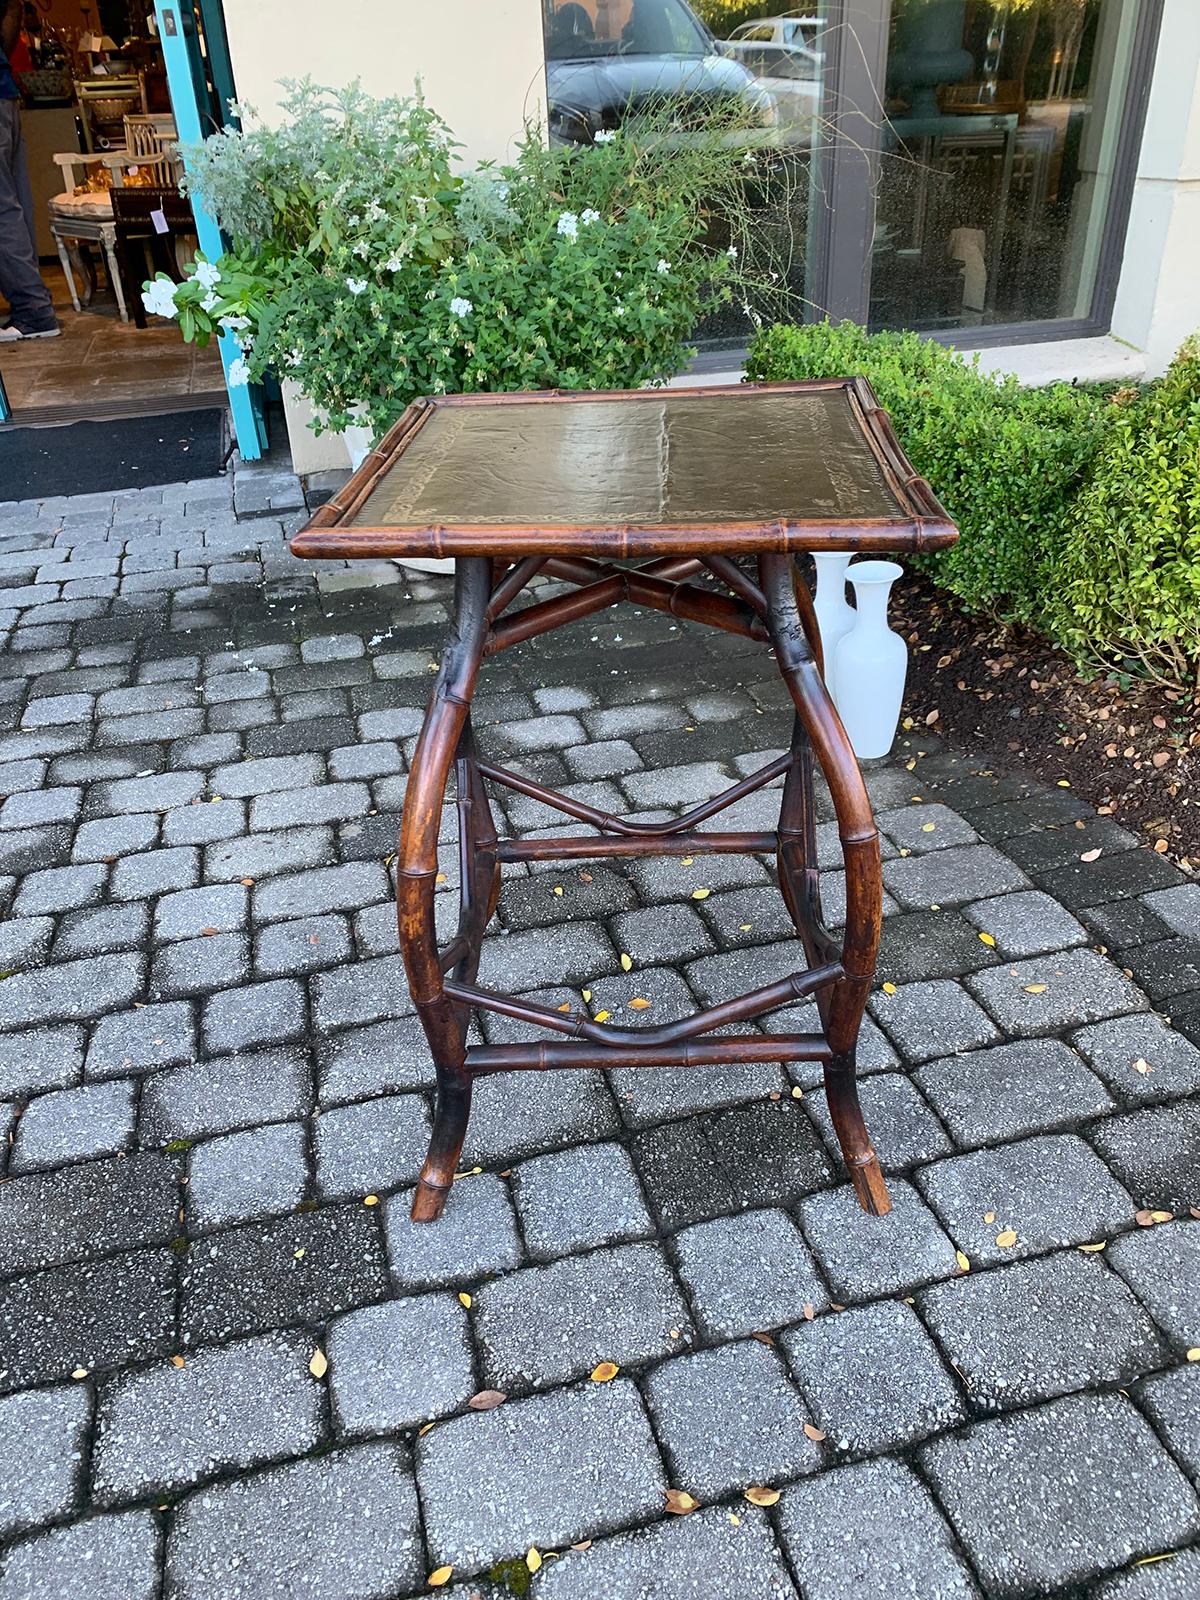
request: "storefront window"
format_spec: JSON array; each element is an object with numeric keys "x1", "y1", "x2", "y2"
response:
[{"x1": 869, "y1": 0, "x2": 1144, "y2": 332}]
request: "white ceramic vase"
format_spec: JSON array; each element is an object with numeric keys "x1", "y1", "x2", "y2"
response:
[
  {"x1": 811, "y1": 551, "x2": 856, "y2": 699},
  {"x1": 339, "y1": 404, "x2": 454, "y2": 578},
  {"x1": 832, "y1": 560, "x2": 908, "y2": 760}
]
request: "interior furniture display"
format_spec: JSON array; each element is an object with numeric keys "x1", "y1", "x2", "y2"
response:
[
  {"x1": 48, "y1": 117, "x2": 182, "y2": 322},
  {"x1": 291, "y1": 381, "x2": 958, "y2": 1225},
  {"x1": 74, "y1": 75, "x2": 147, "y2": 151},
  {"x1": 18, "y1": 105, "x2": 81, "y2": 259},
  {"x1": 110, "y1": 185, "x2": 194, "y2": 326}
]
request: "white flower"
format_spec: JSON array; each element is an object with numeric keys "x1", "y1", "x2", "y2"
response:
[
  {"x1": 227, "y1": 355, "x2": 251, "y2": 387},
  {"x1": 593, "y1": 129, "x2": 615, "y2": 143},
  {"x1": 285, "y1": 348, "x2": 303, "y2": 368},
  {"x1": 385, "y1": 255, "x2": 404, "y2": 272},
  {"x1": 345, "y1": 277, "x2": 368, "y2": 295},
  {"x1": 656, "y1": 259, "x2": 670, "y2": 275},
  {"x1": 615, "y1": 303, "x2": 625, "y2": 316},
  {"x1": 448, "y1": 297, "x2": 473, "y2": 318},
  {"x1": 218, "y1": 313, "x2": 250, "y2": 332},
  {"x1": 353, "y1": 241, "x2": 370, "y2": 259},
  {"x1": 726, "y1": 245, "x2": 738, "y2": 261},
  {"x1": 556, "y1": 211, "x2": 579, "y2": 239},
  {"x1": 581, "y1": 209, "x2": 600, "y2": 226},
  {"x1": 141, "y1": 277, "x2": 178, "y2": 319},
  {"x1": 200, "y1": 291, "x2": 220, "y2": 313},
  {"x1": 193, "y1": 258, "x2": 221, "y2": 291}
]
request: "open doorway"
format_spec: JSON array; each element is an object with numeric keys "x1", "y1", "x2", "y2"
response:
[{"x1": 1, "y1": 0, "x2": 226, "y2": 424}]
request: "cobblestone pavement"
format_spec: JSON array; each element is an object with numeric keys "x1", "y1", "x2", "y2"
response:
[{"x1": 0, "y1": 461, "x2": 1198, "y2": 1600}]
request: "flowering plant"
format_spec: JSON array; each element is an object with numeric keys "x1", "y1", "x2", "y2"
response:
[{"x1": 143, "y1": 80, "x2": 778, "y2": 439}]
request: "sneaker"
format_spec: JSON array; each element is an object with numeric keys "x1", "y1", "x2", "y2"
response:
[{"x1": 0, "y1": 321, "x2": 61, "y2": 341}]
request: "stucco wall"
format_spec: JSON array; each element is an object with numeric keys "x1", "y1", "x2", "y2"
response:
[
  {"x1": 1111, "y1": 0, "x2": 1200, "y2": 374},
  {"x1": 220, "y1": 0, "x2": 546, "y2": 165}
]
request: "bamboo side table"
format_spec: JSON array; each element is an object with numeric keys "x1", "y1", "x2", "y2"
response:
[{"x1": 291, "y1": 381, "x2": 957, "y2": 1224}]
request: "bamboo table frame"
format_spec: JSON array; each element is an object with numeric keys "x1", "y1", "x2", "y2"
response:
[{"x1": 291, "y1": 381, "x2": 957, "y2": 1224}]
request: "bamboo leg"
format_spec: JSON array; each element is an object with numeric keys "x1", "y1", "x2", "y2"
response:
[
  {"x1": 400, "y1": 557, "x2": 492, "y2": 1222},
  {"x1": 760, "y1": 554, "x2": 890, "y2": 1217}
]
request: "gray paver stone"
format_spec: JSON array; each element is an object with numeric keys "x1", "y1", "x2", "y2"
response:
[
  {"x1": 150, "y1": 933, "x2": 250, "y2": 999},
  {"x1": 532, "y1": 1504, "x2": 797, "y2": 1600},
  {"x1": 776, "y1": 1457, "x2": 979, "y2": 1600},
  {"x1": 314, "y1": 1093, "x2": 431, "y2": 1199},
  {"x1": 461, "y1": 1065, "x2": 620, "y2": 1167},
  {"x1": 139, "y1": 1048, "x2": 311, "y2": 1145},
  {"x1": 0, "y1": 1384, "x2": 90, "y2": 1540},
  {"x1": 1088, "y1": 1099, "x2": 1200, "y2": 1212},
  {"x1": 805, "y1": 1073, "x2": 954, "y2": 1170},
  {"x1": 94, "y1": 1330, "x2": 323, "y2": 1504},
  {"x1": 920, "y1": 1249, "x2": 1165, "y2": 1412},
  {"x1": 0, "y1": 1248, "x2": 176, "y2": 1394},
  {"x1": 799, "y1": 1180, "x2": 960, "y2": 1300},
  {"x1": 916, "y1": 1039, "x2": 1115, "y2": 1147},
  {"x1": 181, "y1": 1204, "x2": 388, "y2": 1344},
  {"x1": 72, "y1": 812, "x2": 159, "y2": 863},
  {"x1": 0, "y1": 953, "x2": 144, "y2": 1033},
  {"x1": 0, "y1": 914, "x2": 52, "y2": 971},
  {"x1": 210, "y1": 752, "x2": 325, "y2": 798},
  {"x1": 476, "y1": 922, "x2": 618, "y2": 991},
  {"x1": 0, "y1": 1024, "x2": 83, "y2": 1099},
  {"x1": 962, "y1": 888, "x2": 1088, "y2": 959},
  {"x1": 202, "y1": 979, "x2": 306, "y2": 1056},
  {"x1": 1072, "y1": 1014, "x2": 1200, "y2": 1104},
  {"x1": 317, "y1": 1015, "x2": 437, "y2": 1104},
  {"x1": 673, "y1": 1208, "x2": 829, "y2": 1337},
  {"x1": 188, "y1": 1122, "x2": 308, "y2": 1232},
  {"x1": 12, "y1": 862, "x2": 105, "y2": 917},
  {"x1": 165, "y1": 1441, "x2": 422, "y2": 1600},
  {"x1": 781, "y1": 1300, "x2": 965, "y2": 1453},
  {"x1": 647, "y1": 1338, "x2": 821, "y2": 1496},
  {"x1": 110, "y1": 845, "x2": 199, "y2": 902},
  {"x1": 0, "y1": 1511, "x2": 160, "y2": 1600},
  {"x1": 1142, "y1": 884, "x2": 1200, "y2": 939},
  {"x1": 1139, "y1": 1363, "x2": 1200, "y2": 1483},
  {"x1": 310, "y1": 955, "x2": 413, "y2": 1031},
  {"x1": 11, "y1": 1080, "x2": 135, "y2": 1173},
  {"x1": 1108, "y1": 1223, "x2": 1200, "y2": 1353},
  {"x1": 877, "y1": 801, "x2": 980, "y2": 853},
  {"x1": 512, "y1": 1142, "x2": 653, "y2": 1260},
  {"x1": 255, "y1": 913, "x2": 351, "y2": 977},
  {"x1": 965, "y1": 947, "x2": 1148, "y2": 1036},
  {"x1": 920, "y1": 1393, "x2": 1200, "y2": 1596},
  {"x1": 386, "y1": 1173, "x2": 522, "y2": 1291},
  {"x1": 0, "y1": 1152, "x2": 177, "y2": 1276},
  {"x1": 883, "y1": 844, "x2": 1029, "y2": 910},
  {"x1": 328, "y1": 1293, "x2": 475, "y2": 1435},
  {"x1": 475, "y1": 1240, "x2": 691, "y2": 1388},
  {"x1": 868, "y1": 979, "x2": 1000, "y2": 1064},
  {"x1": 417, "y1": 1379, "x2": 665, "y2": 1571},
  {"x1": 918, "y1": 1134, "x2": 1135, "y2": 1263},
  {"x1": 54, "y1": 903, "x2": 148, "y2": 960},
  {"x1": 85, "y1": 1001, "x2": 195, "y2": 1080},
  {"x1": 154, "y1": 884, "x2": 247, "y2": 943}
]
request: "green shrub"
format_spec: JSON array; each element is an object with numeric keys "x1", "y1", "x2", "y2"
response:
[
  {"x1": 745, "y1": 320, "x2": 1106, "y2": 625},
  {"x1": 1053, "y1": 339, "x2": 1200, "y2": 692}
]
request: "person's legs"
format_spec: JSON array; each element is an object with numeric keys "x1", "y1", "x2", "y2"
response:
[{"x1": 0, "y1": 100, "x2": 57, "y2": 331}]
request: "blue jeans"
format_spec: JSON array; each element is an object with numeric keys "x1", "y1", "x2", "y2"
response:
[{"x1": 0, "y1": 98, "x2": 54, "y2": 325}]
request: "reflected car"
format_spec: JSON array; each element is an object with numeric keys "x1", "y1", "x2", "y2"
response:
[
  {"x1": 728, "y1": 15, "x2": 824, "y2": 53},
  {"x1": 544, "y1": 0, "x2": 776, "y2": 146},
  {"x1": 721, "y1": 40, "x2": 822, "y2": 144}
]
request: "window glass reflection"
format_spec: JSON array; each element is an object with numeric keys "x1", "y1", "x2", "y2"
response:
[{"x1": 871, "y1": 0, "x2": 1142, "y2": 331}]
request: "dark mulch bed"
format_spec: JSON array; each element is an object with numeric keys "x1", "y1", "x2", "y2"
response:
[{"x1": 894, "y1": 576, "x2": 1200, "y2": 873}]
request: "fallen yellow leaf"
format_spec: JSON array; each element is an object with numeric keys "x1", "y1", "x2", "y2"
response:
[
  {"x1": 591, "y1": 1361, "x2": 619, "y2": 1382},
  {"x1": 881, "y1": 982, "x2": 897, "y2": 995},
  {"x1": 681, "y1": 856, "x2": 694, "y2": 866},
  {"x1": 791, "y1": 1086, "x2": 803, "y2": 1099},
  {"x1": 620, "y1": 953, "x2": 633, "y2": 972},
  {"x1": 728, "y1": 1513, "x2": 741, "y2": 1526},
  {"x1": 802, "y1": 1423, "x2": 826, "y2": 1441},
  {"x1": 1057, "y1": 779, "x2": 1071, "y2": 788},
  {"x1": 995, "y1": 1229, "x2": 1018, "y2": 1249},
  {"x1": 955, "y1": 1251, "x2": 970, "y2": 1272},
  {"x1": 458, "y1": 1292, "x2": 472, "y2": 1308},
  {"x1": 71, "y1": 1368, "x2": 88, "y2": 1380},
  {"x1": 581, "y1": 989, "x2": 592, "y2": 1002},
  {"x1": 1023, "y1": 984, "x2": 1048, "y2": 994},
  {"x1": 664, "y1": 1488, "x2": 698, "y2": 1515},
  {"x1": 170, "y1": 1355, "x2": 186, "y2": 1369},
  {"x1": 309, "y1": 1348, "x2": 328, "y2": 1379},
  {"x1": 983, "y1": 1211, "x2": 996, "y2": 1224},
  {"x1": 557, "y1": 1002, "x2": 572, "y2": 1013},
  {"x1": 978, "y1": 932, "x2": 996, "y2": 947},
  {"x1": 691, "y1": 888, "x2": 711, "y2": 900},
  {"x1": 921, "y1": 822, "x2": 936, "y2": 833},
  {"x1": 1079, "y1": 1241, "x2": 1107, "y2": 1252},
  {"x1": 418, "y1": 1422, "x2": 436, "y2": 1436},
  {"x1": 628, "y1": 997, "x2": 651, "y2": 1010},
  {"x1": 1150, "y1": 1209, "x2": 1174, "y2": 1223},
  {"x1": 738, "y1": 923, "x2": 752, "y2": 932},
  {"x1": 744, "y1": 1486, "x2": 781, "y2": 1506},
  {"x1": 1132, "y1": 1057, "x2": 1152, "y2": 1075},
  {"x1": 363, "y1": 1194, "x2": 379, "y2": 1206},
  {"x1": 593, "y1": 1010, "x2": 611, "y2": 1023},
  {"x1": 428, "y1": 1566, "x2": 453, "y2": 1587},
  {"x1": 1186, "y1": 1349, "x2": 1200, "y2": 1362},
  {"x1": 526, "y1": 1548, "x2": 543, "y2": 1573},
  {"x1": 553, "y1": 886, "x2": 564, "y2": 896}
]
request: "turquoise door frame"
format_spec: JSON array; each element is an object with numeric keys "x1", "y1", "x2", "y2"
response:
[{"x1": 153, "y1": 0, "x2": 267, "y2": 460}]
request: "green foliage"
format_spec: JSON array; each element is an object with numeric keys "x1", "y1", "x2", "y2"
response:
[
  {"x1": 745, "y1": 319, "x2": 1106, "y2": 625},
  {"x1": 145, "y1": 82, "x2": 787, "y2": 439},
  {"x1": 1052, "y1": 340, "x2": 1200, "y2": 691}
]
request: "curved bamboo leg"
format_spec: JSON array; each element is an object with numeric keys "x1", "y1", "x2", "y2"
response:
[
  {"x1": 760, "y1": 554, "x2": 890, "y2": 1217},
  {"x1": 400, "y1": 557, "x2": 492, "y2": 1222}
]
